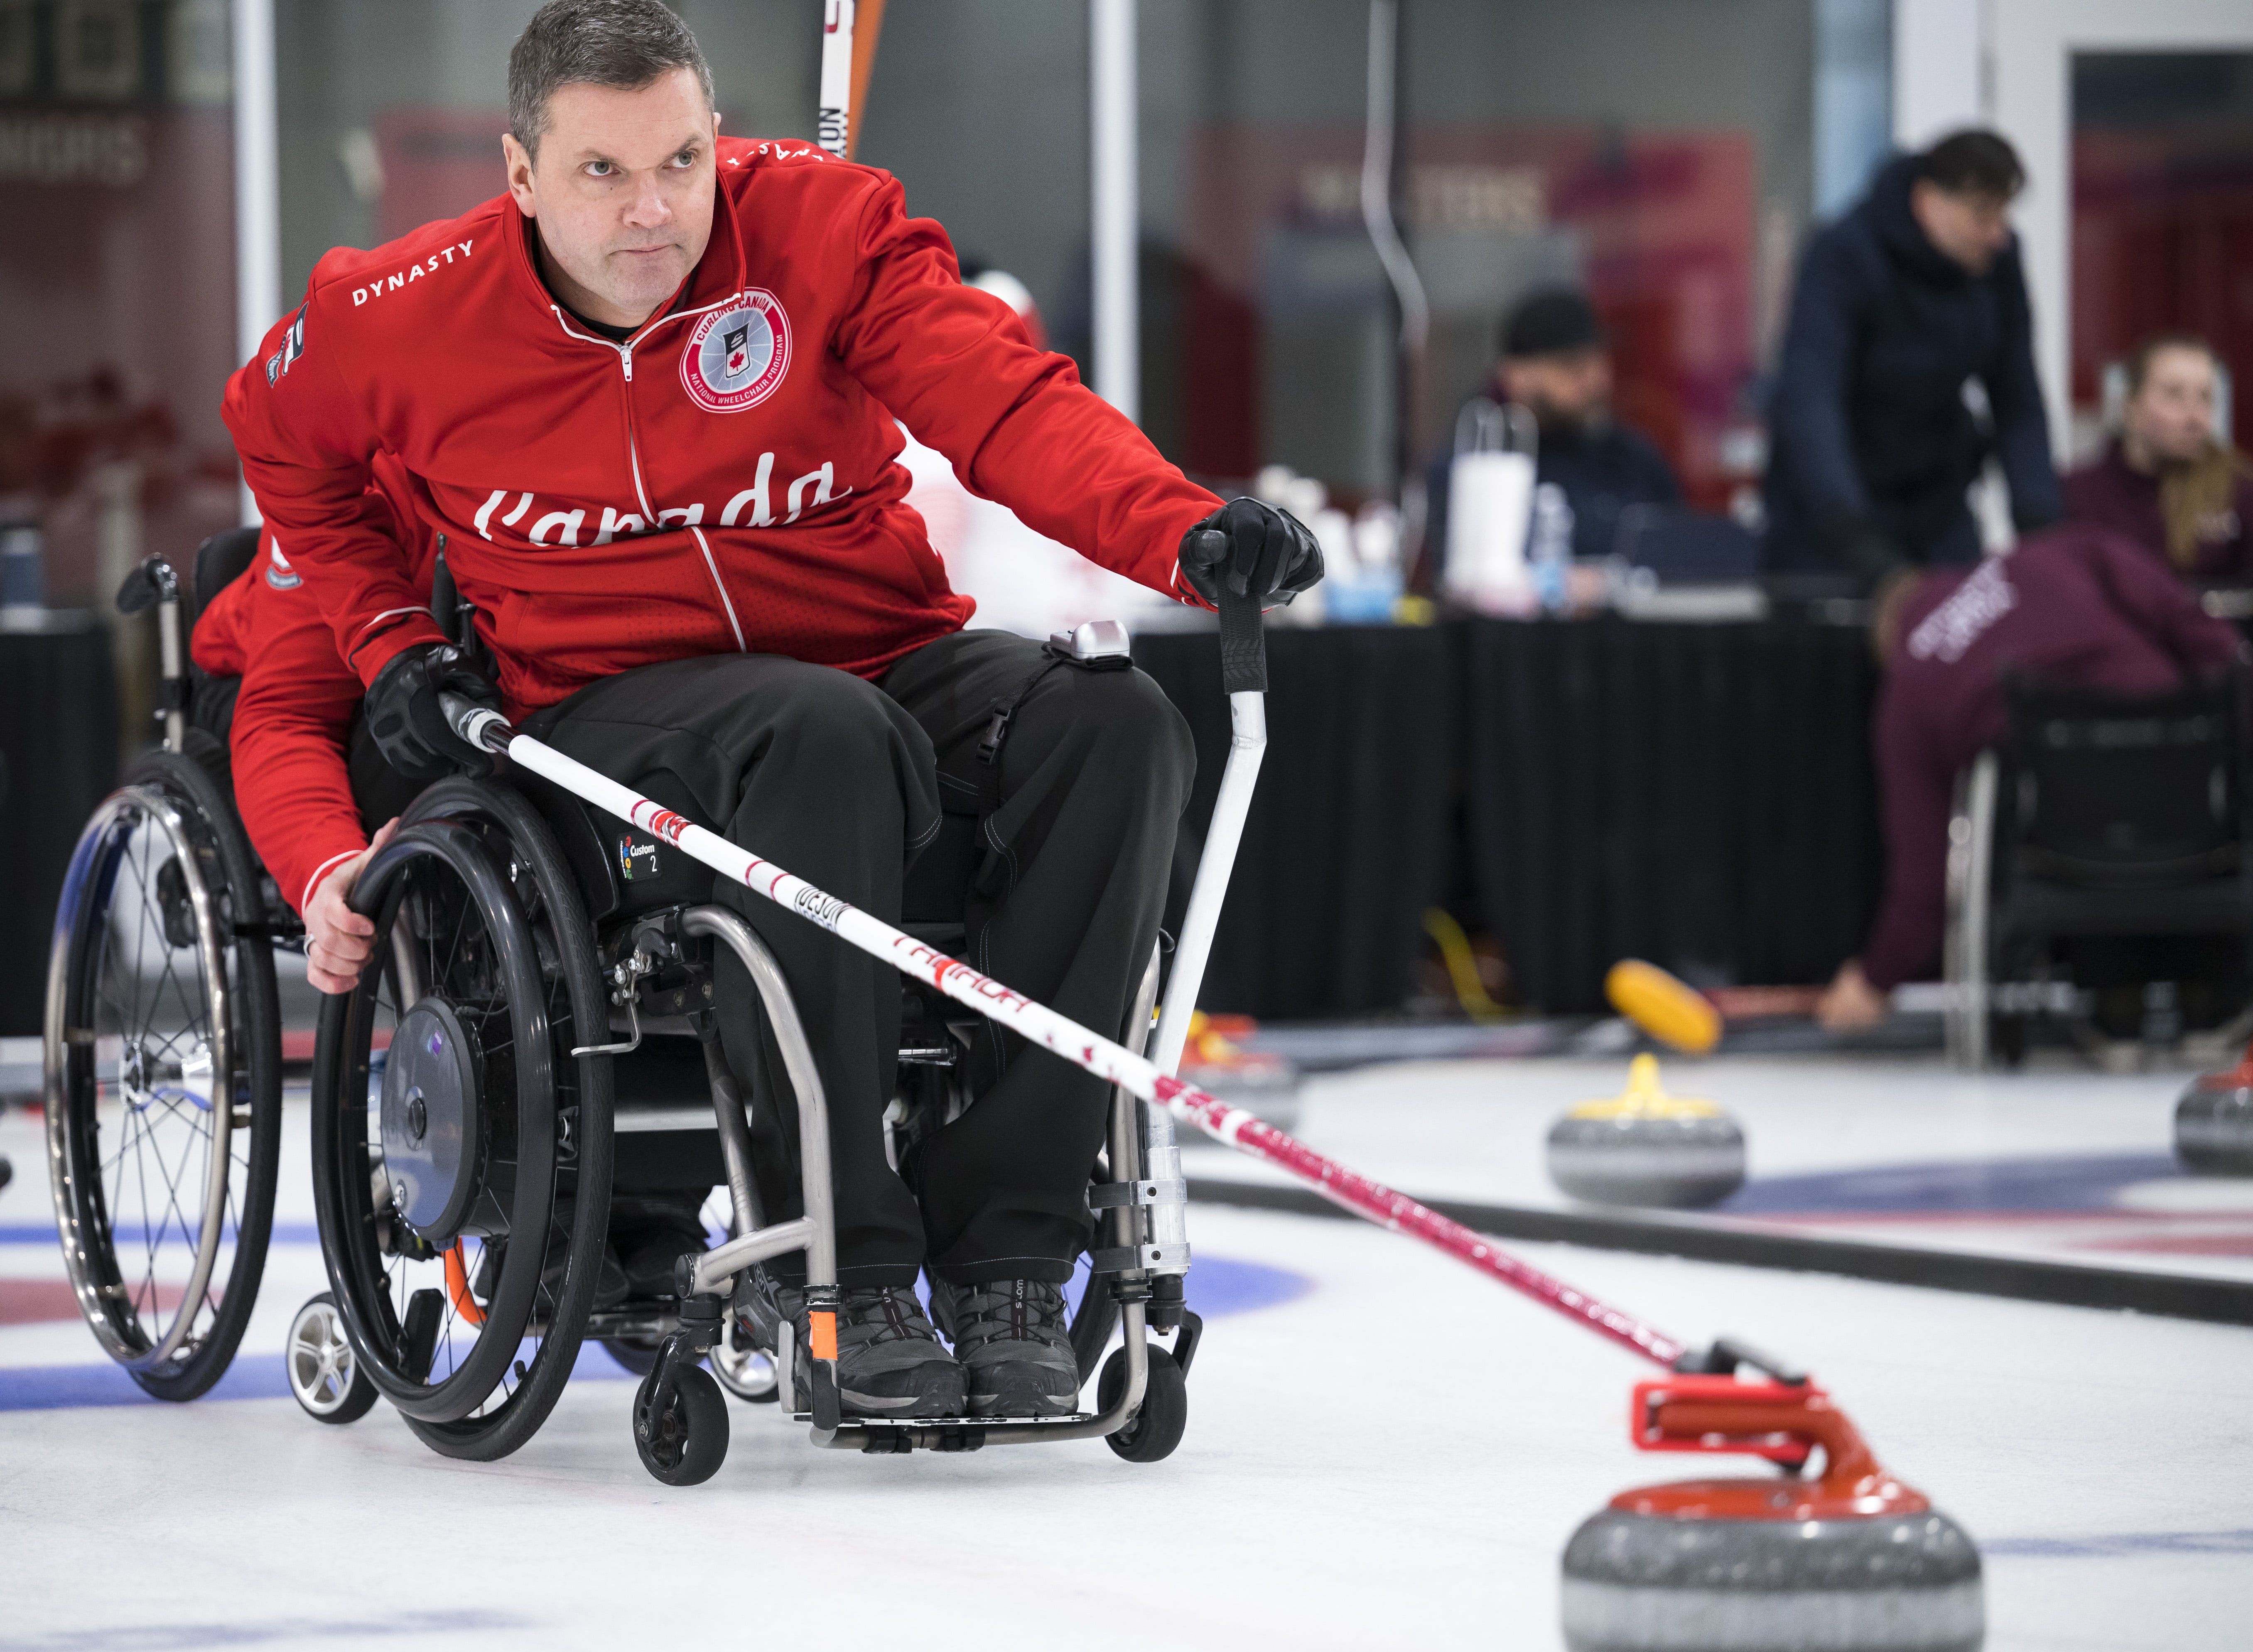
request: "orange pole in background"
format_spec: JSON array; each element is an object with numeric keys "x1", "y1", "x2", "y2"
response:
[{"x1": 847, "y1": 0, "x2": 885, "y2": 159}]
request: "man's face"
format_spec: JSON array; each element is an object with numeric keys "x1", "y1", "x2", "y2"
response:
[
  {"x1": 1500, "y1": 347, "x2": 1612, "y2": 430},
  {"x1": 2124, "y1": 347, "x2": 2219, "y2": 467},
  {"x1": 503, "y1": 67, "x2": 719, "y2": 328},
  {"x1": 1909, "y1": 180, "x2": 2015, "y2": 277}
]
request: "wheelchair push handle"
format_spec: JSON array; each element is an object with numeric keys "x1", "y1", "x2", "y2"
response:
[
  {"x1": 117, "y1": 555, "x2": 187, "y2": 752},
  {"x1": 115, "y1": 554, "x2": 180, "y2": 617}
]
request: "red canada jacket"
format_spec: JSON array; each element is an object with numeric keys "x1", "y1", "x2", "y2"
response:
[
  {"x1": 222, "y1": 137, "x2": 1219, "y2": 714},
  {"x1": 192, "y1": 459, "x2": 437, "y2": 915}
]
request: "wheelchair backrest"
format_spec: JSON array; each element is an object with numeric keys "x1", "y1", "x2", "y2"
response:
[
  {"x1": 2001, "y1": 668, "x2": 2250, "y2": 886},
  {"x1": 192, "y1": 526, "x2": 262, "y2": 624}
]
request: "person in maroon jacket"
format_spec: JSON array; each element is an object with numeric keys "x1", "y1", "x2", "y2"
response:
[
  {"x1": 222, "y1": 0, "x2": 1322, "y2": 1421},
  {"x1": 1817, "y1": 522, "x2": 2246, "y2": 1031},
  {"x1": 2064, "y1": 334, "x2": 2253, "y2": 578}
]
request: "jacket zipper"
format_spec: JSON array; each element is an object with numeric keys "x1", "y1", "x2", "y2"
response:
[{"x1": 550, "y1": 306, "x2": 747, "y2": 651}]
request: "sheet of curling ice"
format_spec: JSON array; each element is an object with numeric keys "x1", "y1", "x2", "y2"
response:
[
  {"x1": 491, "y1": 722, "x2": 1693, "y2": 1370},
  {"x1": 1443, "y1": 447, "x2": 1533, "y2": 611}
]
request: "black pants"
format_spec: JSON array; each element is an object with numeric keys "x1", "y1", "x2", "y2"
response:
[{"x1": 523, "y1": 631, "x2": 1194, "y2": 1287}]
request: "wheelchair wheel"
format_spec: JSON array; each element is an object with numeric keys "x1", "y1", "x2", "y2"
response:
[
  {"x1": 708, "y1": 1309, "x2": 780, "y2": 1402},
  {"x1": 1097, "y1": 1341, "x2": 1187, "y2": 1463},
  {"x1": 45, "y1": 746, "x2": 282, "y2": 1402},
  {"x1": 634, "y1": 1362, "x2": 729, "y2": 1485},
  {"x1": 287, "y1": 1292, "x2": 378, "y2": 1424},
  {"x1": 309, "y1": 778, "x2": 613, "y2": 1461}
]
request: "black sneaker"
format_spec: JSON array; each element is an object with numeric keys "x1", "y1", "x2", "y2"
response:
[
  {"x1": 791, "y1": 1286, "x2": 966, "y2": 1419},
  {"x1": 929, "y1": 1278, "x2": 1080, "y2": 1417}
]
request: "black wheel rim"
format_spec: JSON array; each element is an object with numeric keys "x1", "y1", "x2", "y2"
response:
[{"x1": 314, "y1": 818, "x2": 562, "y2": 1424}]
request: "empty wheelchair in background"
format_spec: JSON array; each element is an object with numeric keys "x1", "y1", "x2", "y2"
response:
[
  {"x1": 1945, "y1": 667, "x2": 2253, "y2": 1069},
  {"x1": 44, "y1": 532, "x2": 291, "y2": 1400},
  {"x1": 307, "y1": 615, "x2": 1234, "y2": 1482}
]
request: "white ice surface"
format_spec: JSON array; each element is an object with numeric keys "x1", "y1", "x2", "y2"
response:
[{"x1": 2, "y1": 1075, "x2": 2250, "y2": 1651}]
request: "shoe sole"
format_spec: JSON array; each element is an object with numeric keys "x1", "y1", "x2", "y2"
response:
[{"x1": 968, "y1": 1372, "x2": 1080, "y2": 1417}]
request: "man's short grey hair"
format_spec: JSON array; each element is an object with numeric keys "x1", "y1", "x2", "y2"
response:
[{"x1": 508, "y1": 0, "x2": 714, "y2": 162}]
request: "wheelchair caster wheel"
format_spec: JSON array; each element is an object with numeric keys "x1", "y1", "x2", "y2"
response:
[
  {"x1": 709, "y1": 1320, "x2": 780, "y2": 1404},
  {"x1": 1098, "y1": 1342, "x2": 1187, "y2": 1464},
  {"x1": 287, "y1": 1294, "x2": 378, "y2": 1425},
  {"x1": 634, "y1": 1363, "x2": 729, "y2": 1485}
]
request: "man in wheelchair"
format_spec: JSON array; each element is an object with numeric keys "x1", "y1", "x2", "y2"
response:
[{"x1": 221, "y1": 0, "x2": 1319, "y2": 1419}]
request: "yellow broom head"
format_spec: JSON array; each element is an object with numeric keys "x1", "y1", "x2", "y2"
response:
[{"x1": 1605, "y1": 960, "x2": 1722, "y2": 1056}]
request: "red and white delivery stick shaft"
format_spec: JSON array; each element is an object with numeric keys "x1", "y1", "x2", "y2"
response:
[{"x1": 481, "y1": 716, "x2": 1690, "y2": 1371}]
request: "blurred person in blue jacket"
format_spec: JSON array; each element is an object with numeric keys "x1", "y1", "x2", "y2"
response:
[
  {"x1": 1763, "y1": 130, "x2": 2061, "y2": 586},
  {"x1": 1426, "y1": 287, "x2": 1679, "y2": 571}
]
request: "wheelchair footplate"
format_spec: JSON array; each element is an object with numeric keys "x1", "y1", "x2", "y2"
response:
[{"x1": 794, "y1": 1411, "x2": 1100, "y2": 1454}]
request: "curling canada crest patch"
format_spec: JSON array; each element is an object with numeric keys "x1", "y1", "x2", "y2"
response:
[{"x1": 681, "y1": 289, "x2": 790, "y2": 413}]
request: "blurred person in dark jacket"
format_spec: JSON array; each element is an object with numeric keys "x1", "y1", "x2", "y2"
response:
[
  {"x1": 1765, "y1": 131, "x2": 2061, "y2": 585},
  {"x1": 1816, "y1": 522, "x2": 2246, "y2": 1031},
  {"x1": 1426, "y1": 287, "x2": 1679, "y2": 567},
  {"x1": 2064, "y1": 334, "x2": 2252, "y2": 578}
]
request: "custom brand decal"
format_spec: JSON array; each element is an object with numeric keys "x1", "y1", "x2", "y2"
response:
[
  {"x1": 617, "y1": 838, "x2": 659, "y2": 881},
  {"x1": 263, "y1": 537, "x2": 301, "y2": 590},
  {"x1": 681, "y1": 289, "x2": 790, "y2": 413}
]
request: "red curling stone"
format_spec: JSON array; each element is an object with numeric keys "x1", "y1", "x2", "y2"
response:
[{"x1": 1560, "y1": 1374, "x2": 1984, "y2": 1652}]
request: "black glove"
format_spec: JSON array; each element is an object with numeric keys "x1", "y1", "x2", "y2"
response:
[
  {"x1": 1178, "y1": 497, "x2": 1325, "y2": 609},
  {"x1": 365, "y1": 641, "x2": 498, "y2": 781}
]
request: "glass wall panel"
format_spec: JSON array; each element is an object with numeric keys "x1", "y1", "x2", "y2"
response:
[{"x1": 1126, "y1": 0, "x2": 1812, "y2": 539}]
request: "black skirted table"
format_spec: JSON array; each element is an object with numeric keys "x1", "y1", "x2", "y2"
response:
[
  {"x1": 1135, "y1": 614, "x2": 1881, "y2": 1020},
  {"x1": 1133, "y1": 621, "x2": 1459, "y2": 1022},
  {"x1": 0, "y1": 616, "x2": 120, "y2": 1037},
  {"x1": 0, "y1": 612, "x2": 1873, "y2": 1033}
]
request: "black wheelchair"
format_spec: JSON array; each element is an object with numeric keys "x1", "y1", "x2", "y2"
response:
[
  {"x1": 1944, "y1": 667, "x2": 2253, "y2": 1068},
  {"x1": 47, "y1": 533, "x2": 1210, "y2": 1485}
]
